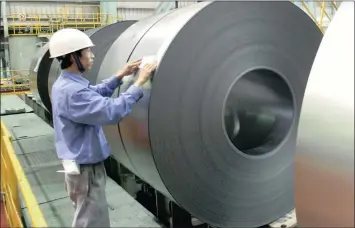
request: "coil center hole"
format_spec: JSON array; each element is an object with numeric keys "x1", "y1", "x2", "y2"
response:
[{"x1": 224, "y1": 68, "x2": 294, "y2": 156}]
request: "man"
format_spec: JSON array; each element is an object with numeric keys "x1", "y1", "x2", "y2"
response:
[{"x1": 49, "y1": 28, "x2": 157, "y2": 227}]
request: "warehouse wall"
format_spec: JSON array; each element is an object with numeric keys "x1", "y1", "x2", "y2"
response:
[
  {"x1": 115, "y1": 1, "x2": 198, "y2": 20},
  {"x1": 177, "y1": 1, "x2": 198, "y2": 8},
  {"x1": 117, "y1": 7, "x2": 156, "y2": 21},
  {"x1": 116, "y1": 2, "x2": 159, "y2": 20},
  {"x1": 155, "y1": 1, "x2": 197, "y2": 15},
  {"x1": 6, "y1": 1, "x2": 99, "y2": 17},
  {"x1": 8, "y1": 36, "x2": 37, "y2": 73}
]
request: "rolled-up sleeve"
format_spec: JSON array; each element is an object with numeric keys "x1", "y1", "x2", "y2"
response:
[
  {"x1": 89, "y1": 75, "x2": 122, "y2": 97},
  {"x1": 67, "y1": 85, "x2": 143, "y2": 125}
]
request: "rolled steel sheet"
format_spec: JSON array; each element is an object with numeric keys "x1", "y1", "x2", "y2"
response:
[
  {"x1": 29, "y1": 44, "x2": 49, "y2": 110},
  {"x1": 31, "y1": 21, "x2": 135, "y2": 112},
  {"x1": 97, "y1": 11, "x2": 174, "y2": 178},
  {"x1": 97, "y1": 5, "x2": 206, "y2": 196},
  {"x1": 295, "y1": 3, "x2": 354, "y2": 227},
  {"x1": 97, "y1": 2, "x2": 322, "y2": 227}
]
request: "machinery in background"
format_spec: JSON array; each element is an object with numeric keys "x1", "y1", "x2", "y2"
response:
[
  {"x1": 4, "y1": 3, "x2": 119, "y2": 36},
  {"x1": 0, "y1": 68, "x2": 30, "y2": 94}
]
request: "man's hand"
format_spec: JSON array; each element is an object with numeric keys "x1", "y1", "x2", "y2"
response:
[
  {"x1": 116, "y1": 59, "x2": 142, "y2": 79},
  {"x1": 134, "y1": 62, "x2": 158, "y2": 87}
]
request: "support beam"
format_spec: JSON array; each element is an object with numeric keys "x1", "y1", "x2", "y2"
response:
[{"x1": 1, "y1": 1, "x2": 8, "y2": 38}]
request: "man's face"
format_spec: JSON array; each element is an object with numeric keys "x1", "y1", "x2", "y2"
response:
[{"x1": 79, "y1": 48, "x2": 94, "y2": 71}]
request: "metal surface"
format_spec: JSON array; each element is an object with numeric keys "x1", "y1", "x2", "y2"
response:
[
  {"x1": 47, "y1": 58, "x2": 61, "y2": 104},
  {"x1": 97, "y1": 10, "x2": 175, "y2": 181},
  {"x1": 88, "y1": 21, "x2": 136, "y2": 84},
  {"x1": 295, "y1": 2, "x2": 354, "y2": 227},
  {"x1": 29, "y1": 43, "x2": 52, "y2": 112},
  {"x1": 97, "y1": 2, "x2": 322, "y2": 227},
  {"x1": 29, "y1": 43, "x2": 50, "y2": 110},
  {"x1": 120, "y1": 3, "x2": 212, "y2": 195},
  {"x1": 36, "y1": 1, "x2": 324, "y2": 227},
  {"x1": 97, "y1": 2, "x2": 210, "y2": 197}
]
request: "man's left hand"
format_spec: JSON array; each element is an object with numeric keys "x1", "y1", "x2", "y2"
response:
[{"x1": 116, "y1": 59, "x2": 142, "y2": 79}]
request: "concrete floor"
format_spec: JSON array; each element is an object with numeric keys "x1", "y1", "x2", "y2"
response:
[{"x1": 1, "y1": 95, "x2": 162, "y2": 227}]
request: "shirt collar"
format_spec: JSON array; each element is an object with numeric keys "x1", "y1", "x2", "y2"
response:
[{"x1": 61, "y1": 70, "x2": 89, "y2": 87}]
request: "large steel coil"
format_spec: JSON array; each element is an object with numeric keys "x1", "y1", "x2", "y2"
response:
[
  {"x1": 295, "y1": 2, "x2": 354, "y2": 227},
  {"x1": 31, "y1": 2, "x2": 323, "y2": 227}
]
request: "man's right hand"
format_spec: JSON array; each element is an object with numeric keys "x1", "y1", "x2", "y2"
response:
[{"x1": 134, "y1": 62, "x2": 158, "y2": 87}]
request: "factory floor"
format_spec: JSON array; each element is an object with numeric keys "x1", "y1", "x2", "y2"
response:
[{"x1": 0, "y1": 94, "x2": 162, "y2": 227}]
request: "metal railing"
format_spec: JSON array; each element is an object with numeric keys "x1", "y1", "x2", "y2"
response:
[
  {"x1": 297, "y1": 1, "x2": 339, "y2": 33},
  {"x1": 0, "y1": 69, "x2": 30, "y2": 94},
  {"x1": 7, "y1": 13, "x2": 122, "y2": 36},
  {"x1": 0, "y1": 120, "x2": 47, "y2": 227},
  {"x1": 6, "y1": 4, "x2": 122, "y2": 36}
]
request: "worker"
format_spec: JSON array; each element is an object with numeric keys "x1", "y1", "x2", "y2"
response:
[{"x1": 48, "y1": 28, "x2": 157, "y2": 227}]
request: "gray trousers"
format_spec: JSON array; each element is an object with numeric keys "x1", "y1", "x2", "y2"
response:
[{"x1": 64, "y1": 162, "x2": 110, "y2": 227}]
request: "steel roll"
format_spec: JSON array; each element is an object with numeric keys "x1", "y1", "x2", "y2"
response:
[
  {"x1": 96, "y1": 2, "x2": 322, "y2": 227},
  {"x1": 29, "y1": 44, "x2": 49, "y2": 110},
  {"x1": 295, "y1": 2, "x2": 354, "y2": 228},
  {"x1": 30, "y1": 21, "x2": 136, "y2": 113}
]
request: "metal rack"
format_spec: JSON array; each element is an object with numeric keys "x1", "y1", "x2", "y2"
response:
[
  {"x1": 296, "y1": 0, "x2": 340, "y2": 33},
  {"x1": 0, "y1": 69, "x2": 30, "y2": 95},
  {"x1": 5, "y1": 4, "x2": 122, "y2": 36}
]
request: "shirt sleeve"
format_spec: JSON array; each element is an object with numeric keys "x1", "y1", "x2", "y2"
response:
[
  {"x1": 89, "y1": 75, "x2": 122, "y2": 97},
  {"x1": 67, "y1": 85, "x2": 143, "y2": 125}
]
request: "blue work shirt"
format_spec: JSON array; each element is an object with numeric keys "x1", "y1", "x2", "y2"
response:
[{"x1": 51, "y1": 70, "x2": 143, "y2": 164}]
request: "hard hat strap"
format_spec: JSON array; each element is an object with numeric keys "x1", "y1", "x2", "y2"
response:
[{"x1": 72, "y1": 52, "x2": 85, "y2": 73}]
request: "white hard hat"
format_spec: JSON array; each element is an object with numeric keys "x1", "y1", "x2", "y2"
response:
[{"x1": 49, "y1": 28, "x2": 95, "y2": 58}]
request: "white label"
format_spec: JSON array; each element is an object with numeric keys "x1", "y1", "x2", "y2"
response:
[
  {"x1": 59, "y1": 160, "x2": 81, "y2": 175},
  {"x1": 139, "y1": 55, "x2": 157, "y2": 69}
]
